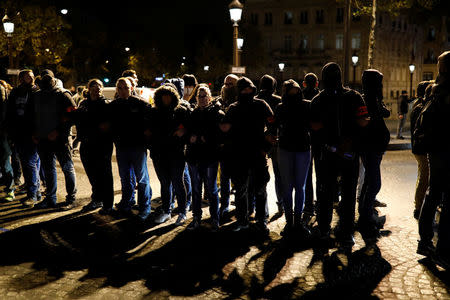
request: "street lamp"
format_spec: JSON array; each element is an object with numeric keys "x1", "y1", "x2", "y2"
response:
[
  {"x1": 2, "y1": 13, "x2": 14, "y2": 85},
  {"x1": 60, "y1": 9, "x2": 68, "y2": 15},
  {"x1": 409, "y1": 63, "x2": 415, "y2": 98},
  {"x1": 204, "y1": 65, "x2": 210, "y2": 72},
  {"x1": 352, "y1": 52, "x2": 359, "y2": 88},
  {"x1": 229, "y1": 0, "x2": 243, "y2": 68},
  {"x1": 278, "y1": 63, "x2": 285, "y2": 91}
]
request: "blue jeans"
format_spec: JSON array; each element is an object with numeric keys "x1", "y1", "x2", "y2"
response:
[
  {"x1": 15, "y1": 139, "x2": 41, "y2": 199},
  {"x1": 0, "y1": 135, "x2": 14, "y2": 193},
  {"x1": 37, "y1": 140, "x2": 76, "y2": 204},
  {"x1": 153, "y1": 156, "x2": 187, "y2": 215},
  {"x1": 359, "y1": 152, "x2": 383, "y2": 228},
  {"x1": 278, "y1": 148, "x2": 311, "y2": 216},
  {"x1": 189, "y1": 161, "x2": 220, "y2": 221},
  {"x1": 116, "y1": 146, "x2": 152, "y2": 214}
]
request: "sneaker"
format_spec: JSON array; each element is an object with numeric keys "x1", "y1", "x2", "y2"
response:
[
  {"x1": 295, "y1": 223, "x2": 312, "y2": 240},
  {"x1": 60, "y1": 201, "x2": 77, "y2": 211},
  {"x1": 433, "y1": 253, "x2": 450, "y2": 269},
  {"x1": 233, "y1": 223, "x2": 249, "y2": 232},
  {"x1": 81, "y1": 201, "x2": 103, "y2": 212},
  {"x1": 14, "y1": 178, "x2": 23, "y2": 187},
  {"x1": 98, "y1": 207, "x2": 113, "y2": 215},
  {"x1": 374, "y1": 199, "x2": 387, "y2": 208},
  {"x1": 154, "y1": 213, "x2": 171, "y2": 224},
  {"x1": 397, "y1": 136, "x2": 405, "y2": 140},
  {"x1": 187, "y1": 219, "x2": 200, "y2": 231},
  {"x1": 137, "y1": 210, "x2": 151, "y2": 221},
  {"x1": 34, "y1": 200, "x2": 57, "y2": 209},
  {"x1": 3, "y1": 191, "x2": 15, "y2": 202},
  {"x1": 175, "y1": 213, "x2": 187, "y2": 225},
  {"x1": 417, "y1": 240, "x2": 435, "y2": 257},
  {"x1": 23, "y1": 197, "x2": 37, "y2": 208},
  {"x1": 255, "y1": 222, "x2": 270, "y2": 235}
]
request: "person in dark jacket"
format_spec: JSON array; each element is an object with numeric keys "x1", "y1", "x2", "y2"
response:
[
  {"x1": 410, "y1": 80, "x2": 434, "y2": 220},
  {"x1": 274, "y1": 79, "x2": 312, "y2": 237},
  {"x1": 0, "y1": 82, "x2": 15, "y2": 202},
  {"x1": 257, "y1": 74, "x2": 283, "y2": 216},
  {"x1": 73, "y1": 79, "x2": 114, "y2": 215},
  {"x1": 396, "y1": 90, "x2": 412, "y2": 139},
  {"x1": 109, "y1": 77, "x2": 152, "y2": 221},
  {"x1": 6, "y1": 69, "x2": 41, "y2": 207},
  {"x1": 417, "y1": 51, "x2": 450, "y2": 269},
  {"x1": 186, "y1": 85, "x2": 224, "y2": 230},
  {"x1": 310, "y1": 62, "x2": 369, "y2": 249},
  {"x1": 182, "y1": 74, "x2": 198, "y2": 101},
  {"x1": 150, "y1": 84, "x2": 190, "y2": 226},
  {"x1": 27, "y1": 69, "x2": 77, "y2": 210},
  {"x1": 357, "y1": 69, "x2": 390, "y2": 243},
  {"x1": 221, "y1": 77, "x2": 275, "y2": 233},
  {"x1": 301, "y1": 73, "x2": 320, "y2": 220}
]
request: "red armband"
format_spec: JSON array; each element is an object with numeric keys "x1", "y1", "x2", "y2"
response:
[{"x1": 356, "y1": 106, "x2": 368, "y2": 117}]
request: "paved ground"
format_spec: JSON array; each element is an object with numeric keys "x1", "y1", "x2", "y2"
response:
[{"x1": 0, "y1": 148, "x2": 449, "y2": 299}]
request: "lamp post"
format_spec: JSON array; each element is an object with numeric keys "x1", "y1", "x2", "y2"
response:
[
  {"x1": 409, "y1": 63, "x2": 415, "y2": 98},
  {"x1": 352, "y1": 52, "x2": 359, "y2": 89},
  {"x1": 2, "y1": 13, "x2": 14, "y2": 84},
  {"x1": 229, "y1": 0, "x2": 243, "y2": 68}
]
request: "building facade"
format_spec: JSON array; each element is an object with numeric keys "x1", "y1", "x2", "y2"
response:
[{"x1": 242, "y1": 0, "x2": 449, "y2": 116}]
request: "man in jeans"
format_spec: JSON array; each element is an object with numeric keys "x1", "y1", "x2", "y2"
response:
[
  {"x1": 0, "y1": 83, "x2": 15, "y2": 202},
  {"x1": 27, "y1": 70, "x2": 77, "y2": 210}
]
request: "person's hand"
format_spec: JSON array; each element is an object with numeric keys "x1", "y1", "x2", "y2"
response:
[
  {"x1": 219, "y1": 123, "x2": 231, "y2": 132},
  {"x1": 190, "y1": 135, "x2": 197, "y2": 144}
]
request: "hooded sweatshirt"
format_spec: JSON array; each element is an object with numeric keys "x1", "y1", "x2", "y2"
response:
[
  {"x1": 223, "y1": 77, "x2": 274, "y2": 158},
  {"x1": 274, "y1": 80, "x2": 311, "y2": 152},
  {"x1": 257, "y1": 74, "x2": 281, "y2": 112}
]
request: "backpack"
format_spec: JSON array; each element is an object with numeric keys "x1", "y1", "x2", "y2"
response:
[{"x1": 412, "y1": 95, "x2": 437, "y2": 154}]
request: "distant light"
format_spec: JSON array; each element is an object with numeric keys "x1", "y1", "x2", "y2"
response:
[
  {"x1": 125, "y1": 47, "x2": 130, "y2": 52},
  {"x1": 208, "y1": 83, "x2": 212, "y2": 86},
  {"x1": 155, "y1": 77, "x2": 163, "y2": 81},
  {"x1": 278, "y1": 63, "x2": 285, "y2": 71},
  {"x1": 105, "y1": 60, "x2": 109, "y2": 64},
  {"x1": 352, "y1": 54, "x2": 359, "y2": 65},
  {"x1": 204, "y1": 65, "x2": 210, "y2": 71},
  {"x1": 409, "y1": 64, "x2": 415, "y2": 73},
  {"x1": 237, "y1": 38, "x2": 244, "y2": 50},
  {"x1": 181, "y1": 62, "x2": 185, "y2": 66},
  {"x1": 45, "y1": 48, "x2": 50, "y2": 52},
  {"x1": 61, "y1": 9, "x2": 68, "y2": 15},
  {"x1": 162, "y1": 74, "x2": 166, "y2": 78},
  {"x1": 103, "y1": 78, "x2": 110, "y2": 83},
  {"x1": 182, "y1": 56, "x2": 186, "y2": 60}
]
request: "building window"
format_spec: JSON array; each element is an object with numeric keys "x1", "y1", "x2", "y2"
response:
[
  {"x1": 316, "y1": 10, "x2": 324, "y2": 24},
  {"x1": 423, "y1": 72, "x2": 434, "y2": 81},
  {"x1": 390, "y1": 90, "x2": 394, "y2": 98},
  {"x1": 264, "y1": 12, "x2": 272, "y2": 25},
  {"x1": 284, "y1": 11, "x2": 293, "y2": 25},
  {"x1": 317, "y1": 34, "x2": 325, "y2": 50},
  {"x1": 284, "y1": 35, "x2": 292, "y2": 53},
  {"x1": 351, "y1": 33, "x2": 361, "y2": 49},
  {"x1": 250, "y1": 13, "x2": 258, "y2": 25},
  {"x1": 428, "y1": 27, "x2": 436, "y2": 41},
  {"x1": 299, "y1": 34, "x2": 308, "y2": 50},
  {"x1": 300, "y1": 10, "x2": 308, "y2": 24},
  {"x1": 336, "y1": 8, "x2": 344, "y2": 23},
  {"x1": 336, "y1": 33, "x2": 344, "y2": 49}
]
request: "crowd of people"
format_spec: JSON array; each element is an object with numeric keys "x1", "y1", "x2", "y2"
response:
[{"x1": 0, "y1": 51, "x2": 449, "y2": 268}]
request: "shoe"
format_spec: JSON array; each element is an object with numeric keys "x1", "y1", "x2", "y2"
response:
[
  {"x1": 98, "y1": 207, "x2": 113, "y2": 215},
  {"x1": 60, "y1": 201, "x2": 76, "y2": 211},
  {"x1": 433, "y1": 253, "x2": 450, "y2": 269},
  {"x1": 276, "y1": 202, "x2": 284, "y2": 215},
  {"x1": 413, "y1": 209, "x2": 420, "y2": 220},
  {"x1": 280, "y1": 224, "x2": 293, "y2": 237},
  {"x1": 397, "y1": 136, "x2": 405, "y2": 140},
  {"x1": 175, "y1": 213, "x2": 187, "y2": 225},
  {"x1": 219, "y1": 207, "x2": 230, "y2": 222},
  {"x1": 23, "y1": 197, "x2": 37, "y2": 208},
  {"x1": 374, "y1": 199, "x2": 387, "y2": 208},
  {"x1": 81, "y1": 201, "x2": 103, "y2": 212},
  {"x1": 114, "y1": 207, "x2": 134, "y2": 217},
  {"x1": 334, "y1": 226, "x2": 355, "y2": 247},
  {"x1": 187, "y1": 219, "x2": 200, "y2": 231},
  {"x1": 233, "y1": 223, "x2": 249, "y2": 232},
  {"x1": 34, "y1": 200, "x2": 57, "y2": 209},
  {"x1": 3, "y1": 191, "x2": 15, "y2": 202},
  {"x1": 137, "y1": 210, "x2": 151, "y2": 221},
  {"x1": 14, "y1": 178, "x2": 23, "y2": 187},
  {"x1": 296, "y1": 223, "x2": 312, "y2": 240},
  {"x1": 417, "y1": 240, "x2": 435, "y2": 257},
  {"x1": 374, "y1": 215, "x2": 386, "y2": 229},
  {"x1": 154, "y1": 213, "x2": 171, "y2": 224},
  {"x1": 211, "y1": 219, "x2": 220, "y2": 232}
]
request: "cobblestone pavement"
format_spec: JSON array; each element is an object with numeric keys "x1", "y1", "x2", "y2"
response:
[{"x1": 0, "y1": 150, "x2": 449, "y2": 299}]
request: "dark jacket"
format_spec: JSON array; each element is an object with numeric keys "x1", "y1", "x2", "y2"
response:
[
  {"x1": 26, "y1": 81, "x2": 76, "y2": 142},
  {"x1": 257, "y1": 75, "x2": 281, "y2": 112},
  {"x1": 302, "y1": 87, "x2": 320, "y2": 101},
  {"x1": 73, "y1": 95, "x2": 113, "y2": 146},
  {"x1": 6, "y1": 84, "x2": 39, "y2": 141},
  {"x1": 149, "y1": 85, "x2": 190, "y2": 159},
  {"x1": 274, "y1": 93, "x2": 311, "y2": 152},
  {"x1": 360, "y1": 70, "x2": 390, "y2": 152},
  {"x1": 428, "y1": 75, "x2": 450, "y2": 152},
  {"x1": 109, "y1": 95, "x2": 151, "y2": 148},
  {"x1": 223, "y1": 77, "x2": 274, "y2": 158},
  {"x1": 398, "y1": 94, "x2": 410, "y2": 115},
  {"x1": 186, "y1": 102, "x2": 224, "y2": 164}
]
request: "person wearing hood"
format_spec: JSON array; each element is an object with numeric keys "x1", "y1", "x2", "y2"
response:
[
  {"x1": 257, "y1": 74, "x2": 283, "y2": 216},
  {"x1": 149, "y1": 84, "x2": 190, "y2": 226},
  {"x1": 26, "y1": 69, "x2": 77, "y2": 210},
  {"x1": 5, "y1": 69, "x2": 41, "y2": 207},
  {"x1": 221, "y1": 76, "x2": 275, "y2": 233},
  {"x1": 357, "y1": 69, "x2": 390, "y2": 243},
  {"x1": 109, "y1": 77, "x2": 152, "y2": 221},
  {"x1": 301, "y1": 72, "x2": 320, "y2": 221},
  {"x1": 310, "y1": 62, "x2": 369, "y2": 248},
  {"x1": 185, "y1": 85, "x2": 224, "y2": 231},
  {"x1": 410, "y1": 80, "x2": 434, "y2": 220},
  {"x1": 273, "y1": 79, "x2": 312, "y2": 238},
  {"x1": 214, "y1": 74, "x2": 239, "y2": 219},
  {"x1": 416, "y1": 51, "x2": 450, "y2": 269},
  {"x1": 182, "y1": 74, "x2": 198, "y2": 101},
  {"x1": 72, "y1": 79, "x2": 114, "y2": 215}
]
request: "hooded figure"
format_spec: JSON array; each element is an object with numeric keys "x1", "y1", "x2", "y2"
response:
[
  {"x1": 310, "y1": 62, "x2": 369, "y2": 246},
  {"x1": 302, "y1": 73, "x2": 320, "y2": 100},
  {"x1": 257, "y1": 74, "x2": 280, "y2": 111}
]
